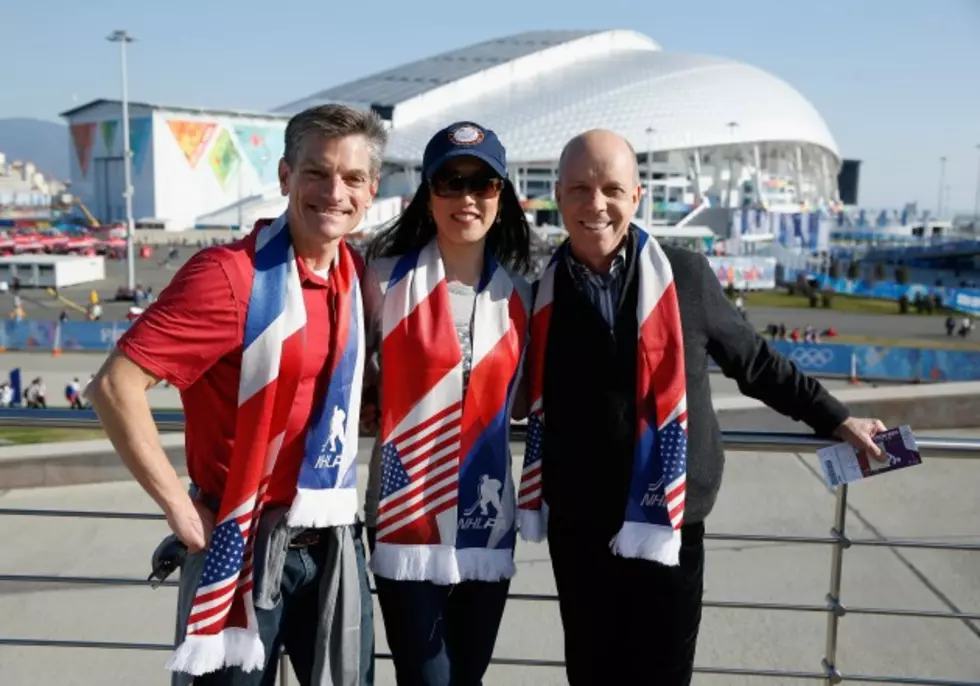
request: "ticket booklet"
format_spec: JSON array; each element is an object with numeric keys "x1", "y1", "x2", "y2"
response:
[{"x1": 817, "y1": 425, "x2": 921, "y2": 487}]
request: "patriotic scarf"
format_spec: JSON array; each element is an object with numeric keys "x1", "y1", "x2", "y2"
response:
[
  {"x1": 167, "y1": 213, "x2": 365, "y2": 675},
  {"x1": 518, "y1": 226, "x2": 688, "y2": 566},
  {"x1": 370, "y1": 238, "x2": 528, "y2": 584}
]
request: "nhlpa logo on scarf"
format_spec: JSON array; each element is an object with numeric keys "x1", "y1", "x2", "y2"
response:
[
  {"x1": 459, "y1": 473, "x2": 504, "y2": 531},
  {"x1": 641, "y1": 476, "x2": 666, "y2": 508},
  {"x1": 315, "y1": 405, "x2": 348, "y2": 469}
]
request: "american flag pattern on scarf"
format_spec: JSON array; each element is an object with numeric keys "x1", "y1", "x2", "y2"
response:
[
  {"x1": 167, "y1": 213, "x2": 365, "y2": 676},
  {"x1": 518, "y1": 226, "x2": 688, "y2": 566},
  {"x1": 369, "y1": 239, "x2": 528, "y2": 584}
]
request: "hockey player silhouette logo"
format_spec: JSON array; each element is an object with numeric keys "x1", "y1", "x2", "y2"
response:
[
  {"x1": 463, "y1": 474, "x2": 503, "y2": 517},
  {"x1": 327, "y1": 406, "x2": 346, "y2": 453}
]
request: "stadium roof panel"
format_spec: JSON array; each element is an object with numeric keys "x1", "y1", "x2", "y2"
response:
[
  {"x1": 274, "y1": 30, "x2": 658, "y2": 113},
  {"x1": 380, "y1": 49, "x2": 839, "y2": 164},
  {"x1": 275, "y1": 29, "x2": 837, "y2": 166}
]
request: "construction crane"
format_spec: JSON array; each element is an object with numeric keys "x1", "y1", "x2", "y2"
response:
[{"x1": 69, "y1": 198, "x2": 99, "y2": 227}]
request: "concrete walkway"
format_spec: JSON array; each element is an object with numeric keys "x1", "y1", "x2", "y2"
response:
[{"x1": 1, "y1": 434, "x2": 979, "y2": 685}]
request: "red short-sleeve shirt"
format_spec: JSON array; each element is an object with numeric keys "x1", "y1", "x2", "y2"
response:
[{"x1": 116, "y1": 234, "x2": 339, "y2": 507}]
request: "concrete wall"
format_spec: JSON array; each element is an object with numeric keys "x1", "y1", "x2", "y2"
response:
[{"x1": 714, "y1": 381, "x2": 980, "y2": 433}]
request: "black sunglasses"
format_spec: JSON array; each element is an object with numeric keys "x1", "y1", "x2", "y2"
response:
[{"x1": 430, "y1": 173, "x2": 504, "y2": 199}]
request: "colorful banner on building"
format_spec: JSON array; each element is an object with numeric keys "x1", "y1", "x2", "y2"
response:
[
  {"x1": 233, "y1": 125, "x2": 282, "y2": 184},
  {"x1": 209, "y1": 129, "x2": 240, "y2": 190},
  {"x1": 70, "y1": 123, "x2": 96, "y2": 178},
  {"x1": 129, "y1": 118, "x2": 152, "y2": 176},
  {"x1": 100, "y1": 120, "x2": 118, "y2": 155},
  {"x1": 167, "y1": 119, "x2": 217, "y2": 168},
  {"x1": 706, "y1": 256, "x2": 777, "y2": 290}
]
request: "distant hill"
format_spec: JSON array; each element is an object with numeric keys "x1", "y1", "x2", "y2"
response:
[{"x1": 0, "y1": 118, "x2": 69, "y2": 182}]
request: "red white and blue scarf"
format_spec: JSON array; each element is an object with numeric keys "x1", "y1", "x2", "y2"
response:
[
  {"x1": 168, "y1": 213, "x2": 365, "y2": 675},
  {"x1": 518, "y1": 227, "x2": 688, "y2": 565},
  {"x1": 370, "y1": 239, "x2": 528, "y2": 583}
]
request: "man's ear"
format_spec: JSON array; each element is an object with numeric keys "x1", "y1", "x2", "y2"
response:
[
  {"x1": 366, "y1": 177, "x2": 379, "y2": 208},
  {"x1": 278, "y1": 158, "x2": 290, "y2": 197}
]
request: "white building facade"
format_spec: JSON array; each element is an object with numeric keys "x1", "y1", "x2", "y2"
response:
[{"x1": 60, "y1": 100, "x2": 289, "y2": 230}]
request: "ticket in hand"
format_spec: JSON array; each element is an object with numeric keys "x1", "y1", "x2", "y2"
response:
[{"x1": 817, "y1": 425, "x2": 922, "y2": 488}]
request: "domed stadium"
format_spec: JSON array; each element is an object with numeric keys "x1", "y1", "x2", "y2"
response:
[
  {"x1": 277, "y1": 29, "x2": 842, "y2": 222},
  {"x1": 62, "y1": 29, "x2": 841, "y2": 237}
]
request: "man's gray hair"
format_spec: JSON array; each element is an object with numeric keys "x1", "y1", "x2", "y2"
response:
[{"x1": 283, "y1": 104, "x2": 388, "y2": 178}]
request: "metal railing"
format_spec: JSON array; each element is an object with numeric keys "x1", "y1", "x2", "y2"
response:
[{"x1": 0, "y1": 409, "x2": 978, "y2": 685}]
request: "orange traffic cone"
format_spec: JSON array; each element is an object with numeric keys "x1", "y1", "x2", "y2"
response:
[{"x1": 52, "y1": 323, "x2": 63, "y2": 357}]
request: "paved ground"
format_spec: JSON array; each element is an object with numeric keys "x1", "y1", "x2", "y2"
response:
[
  {"x1": 744, "y1": 305, "x2": 962, "y2": 344},
  {"x1": 9, "y1": 248, "x2": 197, "y2": 321},
  {"x1": 1, "y1": 432, "x2": 978, "y2": 685},
  {"x1": 5, "y1": 243, "x2": 974, "y2": 346},
  {"x1": 0, "y1": 350, "x2": 864, "y2": 410}
]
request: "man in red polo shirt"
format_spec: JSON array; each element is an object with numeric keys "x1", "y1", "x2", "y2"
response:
[{"x1": 88, "y1": 104, "x2": 385, "y2": 685}]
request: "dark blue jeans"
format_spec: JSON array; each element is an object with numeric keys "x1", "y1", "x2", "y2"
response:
[
  {"x1": 191, "y1": 531, "x2": 375, "y2": 686},
  {"x1": 374, "y1": 576, "x2": 509, "y2": 686}
]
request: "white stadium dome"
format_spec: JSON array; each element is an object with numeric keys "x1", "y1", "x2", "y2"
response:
[{"x1": 276, "y1": 29, "x2": 840, "y2": 199}]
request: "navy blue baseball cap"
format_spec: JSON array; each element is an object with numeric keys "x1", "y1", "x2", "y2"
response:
[{"x1": 422, "y1": 122, "x2": 507, "y2": 181}]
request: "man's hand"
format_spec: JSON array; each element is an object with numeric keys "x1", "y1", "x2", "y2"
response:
[
  {"x1": 834, "y1": 417, "x2": 888, "y2": 462},
  {"x1": 165, "y1": 497, "x2": 215, "y2": 554}
]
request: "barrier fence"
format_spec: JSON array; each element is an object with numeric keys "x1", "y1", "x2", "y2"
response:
[
  {"x1": 4, "y1": 319, "x2": 980, "y2": 387},
  {"x1": 0, "y1": 320, "x2": 131, "y2": 353},
  {"x1": 0, "y1": 410, "x2": 978, "y2": 685},
  {"x1": 705, "y1": 339, "x2": 980, "y2": 383},
  {"x1": 795, "y1": 273, "x2": 980, "y2": 318},
  {"x1": 767, "y1": 340, "x2": 980, "y2": 383}
]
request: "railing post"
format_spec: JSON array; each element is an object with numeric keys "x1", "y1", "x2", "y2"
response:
[{"x1": 822, "y1": 483, "x2": 849, "y2": 684}]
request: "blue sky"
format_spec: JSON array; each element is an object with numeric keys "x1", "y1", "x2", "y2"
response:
[{"x1": 5, "y1": 0, "x2": 979, "y2": 213}]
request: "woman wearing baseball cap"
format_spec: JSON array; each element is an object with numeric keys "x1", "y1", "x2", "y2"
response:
[{"x1": 362, "y1": 121, "x2": 531, "y2": 684}]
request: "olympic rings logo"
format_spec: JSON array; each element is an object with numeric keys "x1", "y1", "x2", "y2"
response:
[{"x1": 788, "y1": 347, "x2": 834, "y2": 369}]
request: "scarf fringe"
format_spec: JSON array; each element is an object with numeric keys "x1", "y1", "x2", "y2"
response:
[
  {"x1": 167, "y1": 628, "x2": 266, "y2": 676},
  {"x1": 286, "y1": 487, "x2": 358, "y2": 528},
  {"x1": 370, "y1": 543, "x2": 516, "y2": 584},
  {"x1": 517, "y1": 502, "x2": 549, "y2": 543},
  {"x1": 609, "y1": 521, "x2": 681, "y2": 566}
]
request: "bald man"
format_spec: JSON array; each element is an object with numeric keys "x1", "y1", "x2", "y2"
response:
[{"x1": 525, "y1": 130, "x2": 885, "y2": 685}]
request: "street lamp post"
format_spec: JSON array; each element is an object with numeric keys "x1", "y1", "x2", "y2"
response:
[
  {"x1": 937, "y1": 155, "x2": 947, "y2": 218},
  {"x1": 725, "y1": 121, "x2": 739, "y2": 209},
  {"x1": 107, "y1": 29, "x2": 136, "y2": 293},
  {"x1": 644, "y1": 126, "x2": 655, "y2": 228},
  {"x1": 973, "y1": 144, "x2": 980, "y2": 230},
  {"x1": 237, "y1": 157, "x2": 247, "y2": 237}
]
